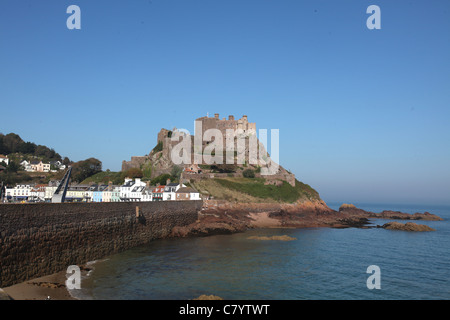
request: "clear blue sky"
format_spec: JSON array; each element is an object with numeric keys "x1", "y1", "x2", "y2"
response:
[{"x1": 1, "y1": 0, "x2": 449, "y2": 205}]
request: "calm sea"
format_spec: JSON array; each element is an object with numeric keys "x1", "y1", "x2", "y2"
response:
[{"x1": 72, "y1": 203, "x2": 450, "y2": 300}]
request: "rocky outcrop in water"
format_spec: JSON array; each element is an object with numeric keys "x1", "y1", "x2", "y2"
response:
[
  {"x1": 338, "y1": 205, "x2": 443, "y2": 221},
  {"x1": 170, "y1": 200, "x2": 443, "y2": 237},
  {"x1": 380, "y1": 222, "x2": 435, "y2": 232}
]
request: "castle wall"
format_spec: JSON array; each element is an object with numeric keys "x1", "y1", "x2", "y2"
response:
[
  {"x1": 183, "y1": 171, "x2": 296, "y2": 187},
  {"x1": 121, "y1": 156, "x2": 148, "y2": 172},
  {"x1": 0, "y1": 200, "x2": 201, "y2": 287}
]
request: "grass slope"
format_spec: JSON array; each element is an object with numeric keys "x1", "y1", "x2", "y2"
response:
[
  {"x1": 80, "y1": 171, "x2": 122, "y2": 185},
  {"x1": 191, "y1": 177, "x2": 321, "y2": 203}
]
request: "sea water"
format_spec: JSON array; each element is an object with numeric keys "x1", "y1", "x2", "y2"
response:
[{"x1": 73, "y1": 203, "x2": 450, "y2": 300}]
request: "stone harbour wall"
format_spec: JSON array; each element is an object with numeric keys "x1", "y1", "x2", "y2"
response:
[{"x1": 0, "y1": 200, "x2": 201, "y2": 287}]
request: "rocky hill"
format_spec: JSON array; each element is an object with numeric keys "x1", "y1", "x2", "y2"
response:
[{"x1": 121, "y1": 117, "x2": 444, "y2": 237}]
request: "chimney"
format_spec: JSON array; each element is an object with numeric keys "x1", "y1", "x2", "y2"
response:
[
  {"x1": 229, "y1": 115, "x2": 234, "y2": 120},
  {"x1": 214, "y1": 113, "x2": 219, "y2": 119},
  {"x1": 166, "y1": 178, "x2": 171, "y2": 185}
]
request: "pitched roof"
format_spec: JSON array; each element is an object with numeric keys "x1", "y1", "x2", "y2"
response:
[
  {"x1": 176, "y1": 187, "x2": 196, "y2": 193},
  {"x1": 152, "y1": 186, "x2": 165, "y2": 192}
]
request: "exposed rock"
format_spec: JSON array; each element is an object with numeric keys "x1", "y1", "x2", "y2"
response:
[
  {"x1": 377, "y1": 211, "x2": 443, "y2": 221},
  {"x1": 380, "y1": 222, "x2": 435, "y2": 232},
  {"x1": 28, "y1": 281, "x2": 65, "y2": 289},
  {"x1": 339, "y1": 206, "x2": 443, "y2": 221},
  {"x1": 339, "y1": 203, "x2": 357, "y2": 211},
  {"x1": 171, "y1": 200, "x2": 444, "y2": 237}
]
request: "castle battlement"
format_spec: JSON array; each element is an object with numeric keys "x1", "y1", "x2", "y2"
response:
[{"x1": 195, "y1": 113, "x2": 256, "y2": 141}]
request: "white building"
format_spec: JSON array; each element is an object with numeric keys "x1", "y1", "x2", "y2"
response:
[
  {"x1": 30, "y1": 185, "x2": 46, "y2": 202},
  {"x1": 50, "y1": 160, "x2": 66, "y2": 171},
  {"x1": 45, "y1": 185, "x2": 57, "y2": 201},
  {"x1": 102, "y1": 187, "x2": 120, "y2": 202},
  {"x1": 129, "y1": 185, "x2": 145, "y2": 202},
  {"x1": 141, "y1": 187, "x2": 153, "y2": 202},
  {"x1": 0, "y1": 154, "x2": 9, "y2": 166},
  {"x1": 175, "y1": 187, "x2": 201, "y2": 201},
  {"x1": 20, "y1": 160, "x2": 32, "y2": 171},
  {"x1": 119, "y1": 178, "x2": 147, "y2": 202},
  {"x1": 163, "y1": 182, "x2": 186, "y2": 200},
  {"x1": 6, "y1": 184, "x2": 32, "y2": 202}
]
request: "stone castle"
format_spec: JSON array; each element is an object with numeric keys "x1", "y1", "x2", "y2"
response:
[
  {"x1": 122, "y1": 113, "x2": 257, "y2": 171},
  {"x1": 121, "y1": 113, "x2": 295, "y2": 186},
  {"x1": 196, "y1": 113, "x2": 256, "y2": 138}
]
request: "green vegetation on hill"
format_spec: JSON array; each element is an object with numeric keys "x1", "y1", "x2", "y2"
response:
[
  {"x1": 152, "y1": 141, "x2": 163, "y2": 153},
  {"x1": 0, "y1": 132, "x2": 68, "y2": 163},
  {"x1": 150, "y1": 166, "x2": 182, "y2": 185},
  {"x1": 80, "y1": 170, "x2": 122, "y2": 185},
  {"x1": 71, "y1": 158, "x2": 102, "y2": 183},
  {"x1": 0, "y1": 132, "x2": 73, "y2": 185},
  {"x1": 191, "y1": 177, "x2": 321, "y2": 204}
]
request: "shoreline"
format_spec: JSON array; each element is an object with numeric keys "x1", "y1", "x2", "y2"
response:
[
  {"x1": 2, "y1": 270, "x2": 75, "y2": 300},
  {"x1": 2, "y1": 202, "x2": 444, "y2": 300}
]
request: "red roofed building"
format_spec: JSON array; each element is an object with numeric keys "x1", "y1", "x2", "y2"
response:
[{"x1": 152, "y1": 185, "x2": 165, "y2": 201}]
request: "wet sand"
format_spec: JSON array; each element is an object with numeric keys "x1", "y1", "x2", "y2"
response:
[{"x1": 2, "y1": 271, "x2": 75, "y2": 300}]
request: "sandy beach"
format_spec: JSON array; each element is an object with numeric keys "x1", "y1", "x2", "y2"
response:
[{"x1": 2, "y1": 271, "x2": 75, "y2": 300}]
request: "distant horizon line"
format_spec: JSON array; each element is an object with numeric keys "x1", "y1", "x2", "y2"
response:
[{"x1": 324, "y1": 200, "x2": 450, "y2": 209}]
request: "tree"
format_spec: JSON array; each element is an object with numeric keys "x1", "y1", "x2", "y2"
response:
[
  {"x1": 17, "y1": 142, "x2": 36, "y2": 154},
  {"x1": 122, "y1": 168, "x2": 143, "y2": 180},
  {"x1": 0, "y1": 132, "x2": 63, "y2": 161},
  {"x1": 170, "y1": 165, "x2": 182, "y2": 181},
  {"x1": 71, "y1": 158, "x2": 102, "y2": 183},
  {"x1": 0, "y1": 134, "x2": 9, "y2": 154},
  {"x1": 243, "y1": 169, "x2": 255, "y2": 178},
  {"x1": 3, "y1": 133, "x2": 23, "y2": 153},
  {"x1": 6, "y1": 161, "x2": 20, "y2": 173},
  {"x1": 151, "y1": 173, "x2": 171, "y2": 186}
]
